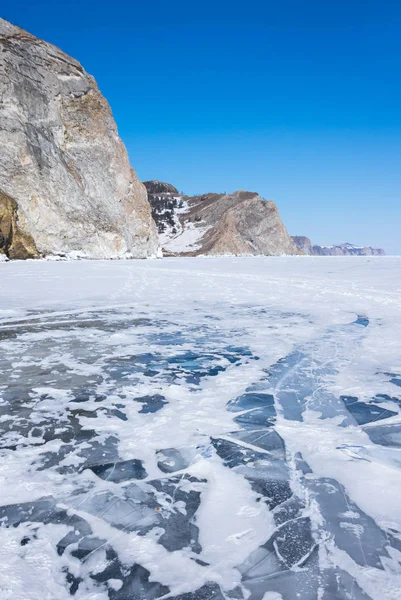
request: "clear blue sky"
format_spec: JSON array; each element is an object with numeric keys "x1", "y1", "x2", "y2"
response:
[{"x1": 3, "y1": 1, "x2": 401, "y2": 252}]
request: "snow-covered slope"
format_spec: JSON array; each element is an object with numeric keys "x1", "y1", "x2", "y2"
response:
[
  {"x1": 0, "y1": 256, "x2": 401, "y2": 599},
  {"x1": 145, "y1": 181, "x2": 300, "y2": 256}
]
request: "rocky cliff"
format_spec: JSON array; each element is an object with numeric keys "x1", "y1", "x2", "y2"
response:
[
  {"x1": 291, "y1": 236, "x2": 313, "y2": 255},
  {"x1": 145, "y1": 181, "x2": 300, "y2": 256},
  {"x1": 0, "y1": 19, "x2": 158, "y2": 259},
  {"x1": 292, "y1": 237, "x2": 385, "y2": 256}
]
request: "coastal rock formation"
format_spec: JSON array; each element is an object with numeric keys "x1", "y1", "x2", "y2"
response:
[
  {"x1": 313, "y1": 243, "x2": 385, "y2": 256},
  {"x1": 145, "y1": 182, "x2": 300, "y2": 256},
  {"x1": 291, "y1": 236, "x2": 313, "y2": 255},
  {"x1": 292, "y1": 237, "x2": 385, "y2": 256},
  {"x1": 0, "y1": 18, "x2": 158, "y2": 259}
]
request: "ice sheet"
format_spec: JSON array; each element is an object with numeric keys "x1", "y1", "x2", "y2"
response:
[{"x1": 0, "y1": 256, "x2": 401, "y2": 599}]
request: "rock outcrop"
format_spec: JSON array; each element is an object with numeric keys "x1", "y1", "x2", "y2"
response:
[
  {"x1": 144, "y1": 182, "x2": 300, "y2": 256},
  {"x1": 292, "y1": 237, "x2": 385, "y2": 256},
  {"x1": 313, "y1": 243, "x2": 385, "y2": 256},
  {"x1": 0, "y1": 191, "x2": 38, "y2": 259},
  {"x1": 0, "y1": 19, "x2": 158, "y2": 259},
  {"x1": 145, "y1": 181, "x2": 180, "y2": 196},
  {"x1": 291, "y1": 236, "x2": 313, "y2": 255}
]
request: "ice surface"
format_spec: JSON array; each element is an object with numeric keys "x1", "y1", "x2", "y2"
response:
[
  {"x1": 341, "y1": 396, "x2": 398, "y2": 425},
  {"x1": 1, "y1": 256, "x2": 401, "y2": 599},
  {"x1": 88, "y1": 458, "x2": 148, "y2": 482},
  {"x1": 363, "y1": 423, "x2": 401, "y2": 447},
  {"x1": 134, "y1": 394, "x2": 168, "y2": 413}
]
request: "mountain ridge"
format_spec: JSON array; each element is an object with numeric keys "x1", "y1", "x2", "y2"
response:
[
  {"x1": 144, "y1": 181, "x2": 301, "y2": 257},
  {"x1": 292, "y1": 236, "x2": 385, "y2": 256}
]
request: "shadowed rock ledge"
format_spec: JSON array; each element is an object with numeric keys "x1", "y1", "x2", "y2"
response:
[
  {"x1": 0, "y1": 18, "x2": 158, "y2": 259},
  {"x1": 0, "y1": 191, "x2": 39, "y2": 259}
]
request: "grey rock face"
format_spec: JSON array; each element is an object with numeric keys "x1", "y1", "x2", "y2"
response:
[
  {"x1": 0, "y1": 19, "x2": 158, "y2": 259},
  {"x1": 313, "y1": 242, "x2": 385, "y2": 256},
  {"x1": 292, "y1": 237, "x2": 385, "y2": 256},
  {"x1": 291, "y1": 236, "x2": 313, "y2": 255},
  {"x1": 148, "y1": 185, "x2": 301, "y2": 256}
]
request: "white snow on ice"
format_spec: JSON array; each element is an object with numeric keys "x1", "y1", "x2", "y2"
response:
[{"x1": 0, "y1": 256, "x2": 400, "y2": 599}]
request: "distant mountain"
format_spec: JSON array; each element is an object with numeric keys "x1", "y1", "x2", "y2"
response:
[
  {"x1": 292, "y1": 237, "x2": 385, "y2": 256},
  {"x1": 144, "y1": 181, "x2": 300, "y2": 256}
]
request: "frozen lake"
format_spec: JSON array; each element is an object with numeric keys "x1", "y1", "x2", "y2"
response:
[{"x1": 0, "y1": 256, "x2": 401, "y2": 600}]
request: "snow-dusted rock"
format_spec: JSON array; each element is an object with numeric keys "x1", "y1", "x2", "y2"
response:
[
  {"x1": 145, "y1": 182, "x2": 301, "y2": 256},
  {"x1": 0, "y1": 19, "x2": 158, "y2": 259},
  {"x1": 313, "y1": 242, "x2": 386, "y2": 256},
  {"x1": 292, "y1": 237, "x2": 385, "y2": 256}
]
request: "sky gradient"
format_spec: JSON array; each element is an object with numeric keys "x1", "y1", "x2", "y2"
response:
[{"x1": 3, "y1": 1, "x2": 401, "y2": 252}]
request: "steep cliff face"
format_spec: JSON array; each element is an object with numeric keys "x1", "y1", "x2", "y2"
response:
[
  {"x1": 292, "y1": 237, "x2": 385, "y2": 256},
  {"x1": 0, "y1": 19, "x2": 158, "y2": 259},
  {"x1": 145, "y1": 182, "x2": 300, "y2": 256},
  {"x1": 291, "y1": 236, "x2": 313, "y2": 255}
]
